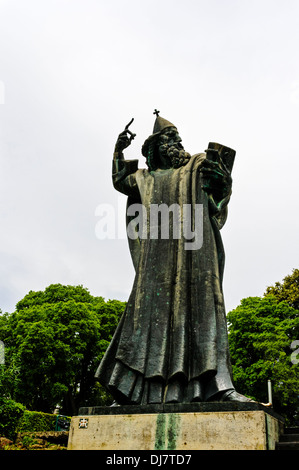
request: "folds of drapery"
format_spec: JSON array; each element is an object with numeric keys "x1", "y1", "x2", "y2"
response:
[{"x1": 95, "y1": 154, "x2": 234, "y2": 403}]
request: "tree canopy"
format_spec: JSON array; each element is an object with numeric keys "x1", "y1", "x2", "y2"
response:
[
  {"x1": 0, "y1": 284, "x2": 125, "y2": 415},
  {"x1": 227, "y1": 269, "x2": 299, "y2": 424},
  {"x1": 265, "y1": 268, "x2": 299, "y2": 309}
]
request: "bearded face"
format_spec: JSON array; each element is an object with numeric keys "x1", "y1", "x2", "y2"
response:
[{"x1": 158, "y1": 128, "x2": 191, "y2": 169}]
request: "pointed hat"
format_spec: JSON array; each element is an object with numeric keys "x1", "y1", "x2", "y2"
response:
[
  {"x1": 152, "y1": 114, "x2": 176, "y2": 134},
  {"x1": 142, "y1": 110, "x2": 177, "y2": 158}
]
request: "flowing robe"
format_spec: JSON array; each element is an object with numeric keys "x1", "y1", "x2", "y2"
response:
[{"x1": 95, "y1": 152, "x2": 235, "y2": 404}]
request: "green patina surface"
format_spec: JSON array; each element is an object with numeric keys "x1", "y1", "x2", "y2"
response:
[{"x1": 154, "y1": 413, "x2": 181, "y2": 450}]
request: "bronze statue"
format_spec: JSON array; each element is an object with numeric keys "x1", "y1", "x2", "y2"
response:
[{"x1": 95, "y1": 111, "x2": 252, "y2": 404}]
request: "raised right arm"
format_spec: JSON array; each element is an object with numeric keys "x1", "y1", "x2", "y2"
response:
[{"x1": 112, "y1": 121, "x2": 139, "y2": 196}]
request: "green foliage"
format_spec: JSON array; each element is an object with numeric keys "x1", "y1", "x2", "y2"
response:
[
  {"x1": 264, "y1": 268, "x2": 299, "y2": 309},
  {"x1": 0, "y1": 284, "x2": 125, "y2": 415},
  {"x1": 16, "y1": 410, "x2": 57, "y2": 433},
  {"x1": 0, "y1": 398, "x2": 25, "y2": 440},
  {"x1": 227, "y1": 285, "x2": 299, "y2": 424},
  {"x1": 0, "y1": 397, "x2": 67, "y2": 441}
]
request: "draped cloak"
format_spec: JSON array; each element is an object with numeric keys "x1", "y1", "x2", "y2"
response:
[{"x1": 95, "y1": 152, "x2": 235, "y2": 404}]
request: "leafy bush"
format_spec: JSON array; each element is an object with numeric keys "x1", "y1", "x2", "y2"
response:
[
  {"x1": 0, "y1": 397, "x2": 67, "y2": 440},
  {"x1": 0, "y1": 398, "x2": 25, "y2": 440},
  {"x1": 17, "y1": 410, "x2": 57, "y2": 433}
]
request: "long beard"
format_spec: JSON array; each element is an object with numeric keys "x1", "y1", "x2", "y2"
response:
[
  {"x1": 167, "y1": 145, "x2": 191, "y2": 168},
  {"x1": 160, "y1": 143, "x2": 191, "y2": 168}
]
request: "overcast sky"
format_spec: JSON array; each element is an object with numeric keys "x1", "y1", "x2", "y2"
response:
[{"x1": 0, "y1": 0, "x2": 298, "y2": 314}]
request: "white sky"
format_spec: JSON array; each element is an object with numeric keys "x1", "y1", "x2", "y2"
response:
[{"x1": 0, "y1": 0, "x2": 298, "y2": 314}]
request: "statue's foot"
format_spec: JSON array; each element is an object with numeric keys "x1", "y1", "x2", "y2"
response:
[{"x1": 219, "y1": 390, "x2": 256, "y2": 403}]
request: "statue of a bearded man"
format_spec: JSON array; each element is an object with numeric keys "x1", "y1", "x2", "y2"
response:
[{"x1": 95, "y1": 111, "x2": 252, "y2": 405}]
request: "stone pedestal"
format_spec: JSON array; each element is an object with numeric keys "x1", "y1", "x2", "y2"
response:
[{"x1": 67, "y1": 402, "x2": 284, "y2": 451}]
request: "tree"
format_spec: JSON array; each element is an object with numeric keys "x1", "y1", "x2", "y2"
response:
[
  {"x1": 264, "y1": 268, "x2": 299, "y2": 309},
  {"x1": 0, "y1": 284, "x2": 125, "y2": 415},
  {"x1": 227, "y1": 280, "x2": 299, "y2": 424}
]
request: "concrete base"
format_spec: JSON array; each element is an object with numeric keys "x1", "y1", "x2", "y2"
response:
[{"x1": 67, "y1": 403, "x2": 284, "y2": 451}]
